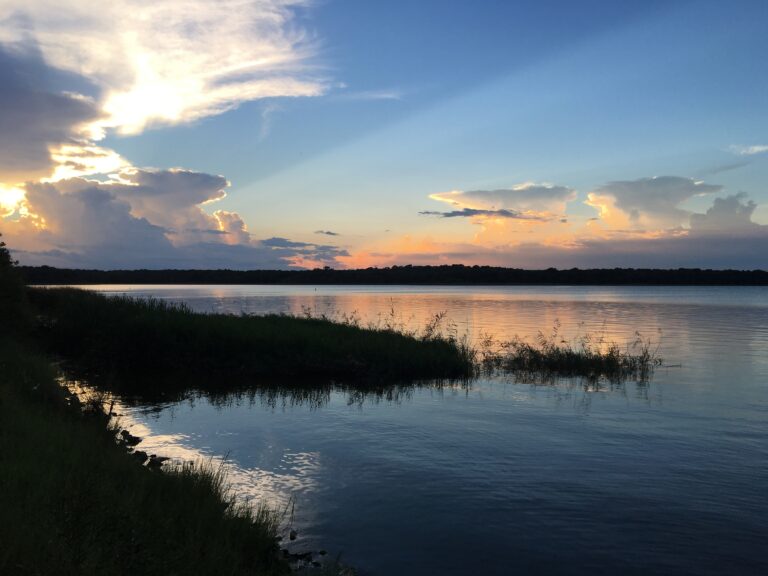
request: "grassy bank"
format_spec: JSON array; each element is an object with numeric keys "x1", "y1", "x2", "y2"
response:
[
  {"x1": 1, "y1": 237, "x2": 292, "y2": 576},
  {"x1": 28, "y1": 288, "x2": 475, "y2": 393},
  {"x1": 0, "y1": 340, "x2": 289, "y2": 576}
]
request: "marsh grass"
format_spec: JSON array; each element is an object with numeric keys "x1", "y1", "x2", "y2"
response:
[
  {"x1": 479, "y1": 320, "x2": 662, "y2": 382},
  {"x1": 29, "y1": 287, "x2": 661, "y2": 397},
  {"x1": 28, "y1": 288, "x2": 476, "y2": 394}
]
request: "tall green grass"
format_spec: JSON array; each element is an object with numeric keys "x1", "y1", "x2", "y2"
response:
[
  {"x1": 28, "y1": 288, "x2": 476, "y2": 394},
  {"x1": 0, "y1": 339, "x2": 290, "y2": 576}
]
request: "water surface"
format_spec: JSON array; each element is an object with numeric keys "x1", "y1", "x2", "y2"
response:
[{"x1": 79, "y1": 285, "x2": 768, "y2": 575}]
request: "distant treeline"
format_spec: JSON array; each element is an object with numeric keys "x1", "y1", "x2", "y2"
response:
[{"x1": 19, "y1": 265, "x2": 768, "y2": 285}]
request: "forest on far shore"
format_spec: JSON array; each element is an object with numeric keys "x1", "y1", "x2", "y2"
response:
[{"x1": 19, "y1": 265, "x2": 768, "y2": 286}]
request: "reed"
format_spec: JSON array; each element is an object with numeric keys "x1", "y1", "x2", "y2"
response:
[
  {"x1": 479, "y1": 320, "x2": 662, "y2": 382},
  {"x1": 27, "y1": 288, "x2": 476, "y2": 395}
]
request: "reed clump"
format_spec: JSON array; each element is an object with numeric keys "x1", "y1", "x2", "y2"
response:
[{"x1": 479, "y1": 320, "x2": 662, "y2": 382}]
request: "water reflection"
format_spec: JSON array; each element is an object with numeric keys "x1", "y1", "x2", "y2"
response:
[
  {"x1": 62, "y1": 377, "x2": 322, "y2": 515},
  {"x1": 71, "y1": 366, "x2": 658, "y2": 414},
  {"x1": 58, "y1": 285, "x2": 768, "y2": 576}
]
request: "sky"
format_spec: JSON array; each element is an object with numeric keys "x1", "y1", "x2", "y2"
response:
[{"x1": 1, "y1": 0, "x2": 767, "y2": 270}]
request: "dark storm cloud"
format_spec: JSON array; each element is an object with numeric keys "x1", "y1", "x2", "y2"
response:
[{"x1": 0, "y1": 47, "x2": 99, "y2": 182}]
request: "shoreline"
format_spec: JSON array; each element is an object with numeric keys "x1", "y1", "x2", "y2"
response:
[
  {"x1": 66, "y1": 378, "x2": 342, "y2": 573},
  {"x1": 0, "y1": 341, "x2": 294, "y2": 575}
]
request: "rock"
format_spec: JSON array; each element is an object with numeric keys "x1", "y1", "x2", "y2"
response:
[
  {"x1": 319, "y1": 550, "x2": 327, "y2": 556},
  {"x1": 312, "y1": 561, "x2": 321, "y2": 567},
  {"x1": 289, "y1": 529, "x2": 298, "y2": 541}
]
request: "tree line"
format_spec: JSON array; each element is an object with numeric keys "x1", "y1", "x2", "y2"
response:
[{"x1": 19, "y1": 264, "x2": 768, "y2": 285}]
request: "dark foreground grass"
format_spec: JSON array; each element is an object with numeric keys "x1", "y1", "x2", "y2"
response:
[
  {"x1": 28, "y1": 288, "x2": 475, "y2": 391},
  {"x1": 0, "y1": 339, "x2": 289, "y2": 576}
]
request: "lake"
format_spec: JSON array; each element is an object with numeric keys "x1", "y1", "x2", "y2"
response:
[{"x1": 75, "y1": 285, "x2": 768, "y2": 575}]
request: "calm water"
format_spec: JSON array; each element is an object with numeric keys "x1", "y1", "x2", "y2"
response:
[{"x1": 80, "y1": 285, "x2": 768, "y2": 575}]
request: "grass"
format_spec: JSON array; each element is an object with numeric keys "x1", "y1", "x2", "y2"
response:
[
  {"x1": 28, "y1": 287, "x2": 661, "y2": 396},
  {"x1": 0, "y1": 339, "x2": 290, "y2": 576},
  {"x1": 28, "y1": 288, "x2": 476, "y2": 394},
  {"x1": 478, "y1": 320, "x2": 662, "y2": 382}
]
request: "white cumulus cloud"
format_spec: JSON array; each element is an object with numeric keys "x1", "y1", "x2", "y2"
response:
[
  {"x1": 0, "y1": 0, "x2": 326, "y2": 135},
  {"x1": 586, "y1": 176, "x2": 722, "y2": 229}
]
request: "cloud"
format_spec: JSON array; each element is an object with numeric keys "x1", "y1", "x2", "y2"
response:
[
  {"x1": 419, "y1": 208, "x2": 550, "y2": 220},
  {"x1": 586, "y1": 176, "x2": 722, "y2": 228},
  {"x1": 730, "y1": 144, "x2": 768, "y2": 156},
  {"x1": 263, "y1": 236, "x2": 347, "y2": 254},
  {"x1": 345, "y1": 188, "x2": 768, "y2": 270},
  {"x1": 335, "y1": 89, "x2": 403, "y2": 101},
  {"x1": 0, "y1": 0, "x2": 326, "y2": 135},
  {"x1": 213, "y1": 210, "x2": 251, "y2": 245},
  {"x1": 262, "y1": 237, "x2": 314, "y2": 249},
  {"x1": 344, "y1": 229, "x2": 768, "y2": 270},
  {"x1": 314, "y1": 230, "x2": 340, "y2": 236},
  {"x1": 690, "y1": 193, "x2": 765, "y2": 234},
  {"x1": 4, "y1": 175, "x2": 349, "y2": 269},
  {"x1": 258, "y1": 103, "x2": 282, "y2": 142},
  {"x1": 429, "y1": 183, "x2": 575, "y2": 218},
  {"x1": 11, "y1": 180, "x2": 175, "y2": 259},
  {"x1": 42, "y1": 168, "x2": 231, "y2": 245},
  {"x1": 0, "y1": 3, "x2": 349, "y2": 270},
  {"x1": 0, "y1": 47, "x2": 99, "y2": 184},
  {"x1": 698, "y1": 161, "x2": 750, "y2": 176},
  {"x1": 261, "y1": 236, "x2": 349, "y2": 268}
]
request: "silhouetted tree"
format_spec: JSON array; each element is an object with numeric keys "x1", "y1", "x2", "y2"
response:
[{"x1": 0, "y1": 233, "x2": 28, "y2": 335}]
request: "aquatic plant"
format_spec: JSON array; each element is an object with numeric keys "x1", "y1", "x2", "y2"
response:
[{"x1": 480, "y1": 320, "x2": 662, "y2": 382}]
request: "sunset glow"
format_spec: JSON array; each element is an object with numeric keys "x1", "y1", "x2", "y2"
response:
[
  {"x1": 0, "y1": 185, "x2": 24, "y2": 217},
  {"x1": 0, "y1": 1, "x2": 766, "y2": 269}
]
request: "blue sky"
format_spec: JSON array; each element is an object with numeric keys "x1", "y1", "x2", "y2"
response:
[{"x1": 1, "y1": 0, "x2": 767, "y2": 268}]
